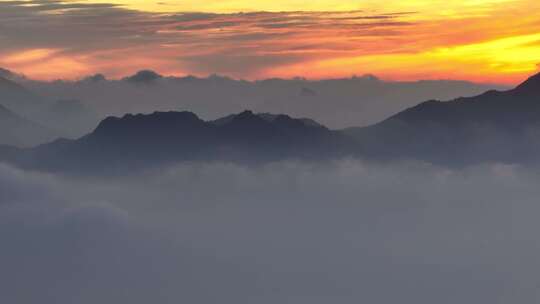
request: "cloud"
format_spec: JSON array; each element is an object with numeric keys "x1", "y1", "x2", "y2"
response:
[
  {"x1": 1, "y1": 1, "x2": 539, "y2": 82},
  {"x1": 22, "y1": 72, "x2": 504, "y2": 129},
  {"x1": 1, "y1": 159, "x2": 540, "y2": 303}
]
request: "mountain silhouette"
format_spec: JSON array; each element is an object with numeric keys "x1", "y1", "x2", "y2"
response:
[
  {"x1": 13, "y1": 68, "x2": 501, "y2": 129},
  {"x1": 513, "y1": 72, "x2": 540, "y2": 94},
  {"x1": 212, "y1": 112, "x2": 324, "y2": 129},
  {"x1": 4, "y1": 110, "x2": 347, "y2": 174},
  {"x1": 123, "y1": 70, "x2": 163, "y2": 84},
  {"x1": 3, "y1": 71, "x2": 540, "y2": 173},
  {"x1": 345, "y1": 71, "x2": 540, "y2": 164}
]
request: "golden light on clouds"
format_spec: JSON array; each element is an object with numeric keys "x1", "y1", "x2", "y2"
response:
[
  {"x1": 73, "y1": 0, "x2": 518, "y2": 15},
  {"x1": 270, "y1": 32, "x2": 540, "y2": 84},
  {"x1": 2, "y1": 49, "x2": 59, "y2": 65},
  {"x1": 0, "y1": 49, "x2": 91, "y2": 80},
  {"x1": 73, "y1": 0, "x2": 367, "y2": 13},
  {"x1": 1, "y1": 0, "x2": 539, "y2": 84}
]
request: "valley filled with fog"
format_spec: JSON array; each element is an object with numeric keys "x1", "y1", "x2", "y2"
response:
[{"x1": 2, "y1": 159, "x2": 539, "y2": 303}]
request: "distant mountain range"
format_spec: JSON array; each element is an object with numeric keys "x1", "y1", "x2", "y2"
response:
[
  {"x1": 345, "y1": 72, "x2": 540, "y2": 164},
  {"x1": 0, "y1": 104, "x2": 57, "y2": 147},
  {"x1": 0, "y1": 75, "x2": 42, "y2": 116},
  {"x1": 13, "y1": 68, "x2": 502, "y2": 129},
  {"x1": 1, "y1": 71, "x2": 539, "y2": 174},
  {"x1": 0, "y1": 75, "x2": 99, "y2": 146}
]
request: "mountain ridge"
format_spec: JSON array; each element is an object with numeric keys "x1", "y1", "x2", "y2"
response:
[
  {"x1": 513, "y1": 72, "x2": 540, "y2": 94},
  {"x1": 2, "y1": 71, "x2": 540, "y2": 173},
  {"x1": 344, "y1": 71, "x2": 540, "y2": 164},
  {"x1": 3, "y1": 110, "x2": 347, "y2": 174}
]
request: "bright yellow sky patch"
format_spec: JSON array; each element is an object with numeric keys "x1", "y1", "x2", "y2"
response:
[{"x1": 272, "y1": 32, "x2": 540, "y2": 83}]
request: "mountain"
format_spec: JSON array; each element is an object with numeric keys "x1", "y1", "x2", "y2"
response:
[
  {"x1": 344, "y1": 72, "x2": 540, "y2": 164},
  {"x1": 0, "y1": 104, "x2": 57, "y2": 147},
  {"x1": 20, "y1": 69, "x2": 503, "y2": 129},
  {"x1": 3, "y1": 71, "x2": 540, "y2": 173},
  {"x1": 211, "y1": 112, "x2": 325, "y2": 128},
  {"x1": 122, "y1": 70, "x2": 163, "y2": 84},
  {"x1": 4, "y1": 110, "x2": 348, "y2": 174},
  {"x1": 0, "y1": 75, "x2": 100, "y2": 140},
  {"x1": 0, "y1": 75, "x2": 43, "y2": 116},
  {"x1": 0, "y1": 67, "x2": 26, "y2": 82}
]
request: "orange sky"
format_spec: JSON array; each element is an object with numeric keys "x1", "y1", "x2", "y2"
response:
[{"x1": 0, "y1": 0, "x2": 539, "y2": 84}]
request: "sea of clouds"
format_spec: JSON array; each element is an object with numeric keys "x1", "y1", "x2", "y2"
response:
[{"x1": 1, "y1": 159, "x2": 539, "y2": 303}]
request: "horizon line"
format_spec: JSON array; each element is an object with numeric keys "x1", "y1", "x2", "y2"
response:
[{"x1": 1, "y1": 67, "x2": 515, "y2": 86}]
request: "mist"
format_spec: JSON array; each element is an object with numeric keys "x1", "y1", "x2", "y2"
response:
[
  {"x1": 1, "y1": 159, "x2": 539, "y2": 303},
  {"x1": 22, "y1": 74, "x2": 504, "y2": 129}
]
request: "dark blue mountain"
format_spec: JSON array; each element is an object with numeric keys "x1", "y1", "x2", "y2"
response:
[
  {"x1": 3, "y1": 71, "x2": 540, "y2": 174},
  {"x1": 5, "y1": 110, "x2": 347, "y2": 174},
  {"x1": 344, "y1": 72, "x2": 540, "y2": 164}
]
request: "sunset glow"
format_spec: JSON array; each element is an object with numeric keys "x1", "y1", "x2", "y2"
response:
[{"x1": 1, "y1": 0, "x2": 539, "y2": 84}]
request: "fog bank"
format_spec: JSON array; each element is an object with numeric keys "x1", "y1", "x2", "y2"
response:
[{"x1": 1, "y1": 160, "x2": 538, "y2": 303}]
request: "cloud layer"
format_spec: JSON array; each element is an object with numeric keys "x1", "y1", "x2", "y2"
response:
[{"x1": 1, "y1": 159, "x2": 540, "y2": 303}]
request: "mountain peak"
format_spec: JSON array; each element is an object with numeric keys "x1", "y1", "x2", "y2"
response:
[
  {"x1": 91, "y1": 111, "x2": 202, "y2": 137},
  {"x1": 236, "y1": 110, "x2": 255, "y2": 116},
  {"x1": 123, "y1": 70, "x2": 163, "y2": 84},
  {"x1": 226, "y1": 110, "x2": 270, "y2": 129},
  {"x1": 513, "y1": 71, "x2": 540, "y2": 94}
]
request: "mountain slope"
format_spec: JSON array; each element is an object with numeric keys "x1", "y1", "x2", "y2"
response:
[
  {"x1": 5, "y1": 110, "x2": 348, "y2": 173},
  {"x1": 0, "y1": 75, "x2": 100, "y2": 140},
  {"x1": 0, "y1": 104, "x2": 57, "y2": 147},
  {"x1": 0, "y1": 76, "x2": 43, "y2": 115},
  {"x1": 344, "y1": 72, "x2": 540, "y2": 164},
  {"x1": 21, "y1": 69, "x2": 503, "y2": 129},
  {"x1": 3, "y1": 71, "x2": 540, "y2": 173}
]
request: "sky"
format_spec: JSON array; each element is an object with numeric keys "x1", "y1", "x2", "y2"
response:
[{"x1": 0, "y1": 0, "x2": 539, "y2": 84}]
